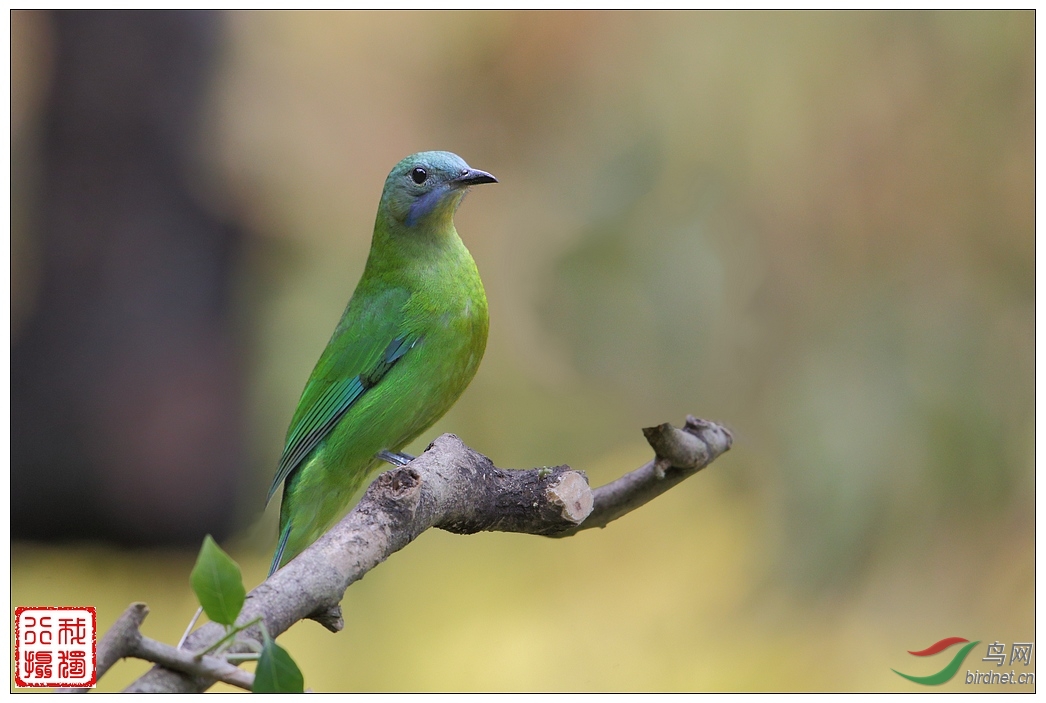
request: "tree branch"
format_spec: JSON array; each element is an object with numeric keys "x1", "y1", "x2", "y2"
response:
[
  {"x1": 60, "y1": 602, "x2": 255, "y2": 693},
  {"x1": 554, "y1": 415, "x2": 733, "y2": 536},
  {"x1": 122, "y1": 416, "x2": 731, "y2": 692}
]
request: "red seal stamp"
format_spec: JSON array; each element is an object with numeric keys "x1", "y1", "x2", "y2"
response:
[{"x1": 14, "y1": 607, "x2": 97, "y2": 688}]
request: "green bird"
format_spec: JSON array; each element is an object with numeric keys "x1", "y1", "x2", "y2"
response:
[{"x1": 267, "y1": 151, "x2": 496, "y2": 574}]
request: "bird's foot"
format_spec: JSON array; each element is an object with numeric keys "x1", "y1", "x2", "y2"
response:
[{"x1": 377, "y1": 449, "x2": 415, "y2": 467}]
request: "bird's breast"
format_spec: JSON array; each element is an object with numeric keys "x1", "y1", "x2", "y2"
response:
[{"x1": 398, "y1": 239, "x2": 488, "y2": 376}]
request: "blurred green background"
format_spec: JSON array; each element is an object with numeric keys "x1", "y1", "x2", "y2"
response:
[{"x1": 11, "y1": 11, "x2": 1033, "y2": 691}]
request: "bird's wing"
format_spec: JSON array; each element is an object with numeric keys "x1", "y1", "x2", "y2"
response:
[{"x1": 266, "y1": 287, "x2": 416, "y2": 504}]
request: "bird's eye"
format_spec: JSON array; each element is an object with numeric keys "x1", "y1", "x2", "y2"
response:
[{"x1": 411, "y1": 167, "x2": 427, "y2": 184}]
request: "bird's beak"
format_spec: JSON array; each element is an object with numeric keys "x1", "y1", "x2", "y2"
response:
[{"x1": 453, "y1": 168, "x2": 498, "y2": 187}]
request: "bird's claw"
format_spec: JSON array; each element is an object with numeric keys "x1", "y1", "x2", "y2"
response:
[{"x1": 377, "y1": 449, "x2": 415, "y2": 467}]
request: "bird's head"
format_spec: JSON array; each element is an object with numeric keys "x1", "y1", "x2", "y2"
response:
[{"x1": 380, "y1": 151, "x2": 497, "y2": 229}]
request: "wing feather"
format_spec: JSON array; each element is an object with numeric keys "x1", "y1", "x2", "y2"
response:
[{"x1": 266, "y1": 287, "x2": 416, "y2": 504}]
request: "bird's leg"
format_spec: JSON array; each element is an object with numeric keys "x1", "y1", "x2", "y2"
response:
[{"x1": 376, "y1": 449, "x2": 415, "y2": 466}]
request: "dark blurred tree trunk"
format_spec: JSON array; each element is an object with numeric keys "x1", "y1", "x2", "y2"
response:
[{"x1": 12, "y1": 10, "x2": 247, "y2": 546}]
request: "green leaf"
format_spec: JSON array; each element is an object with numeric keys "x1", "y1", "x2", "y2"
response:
[
  {"x1": 254, "y1": 639, "x2": 304, "y2": 693},
  {"x1": 189, "y1": 535, "x2": 246, "y2": 626}
]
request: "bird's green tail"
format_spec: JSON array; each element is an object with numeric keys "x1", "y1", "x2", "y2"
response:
[{"x1": 269, "y1": 523, "x2": 292, "y2": 577}]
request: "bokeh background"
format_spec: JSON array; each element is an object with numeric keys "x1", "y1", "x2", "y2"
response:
[{"x1": 11, "y1": 10, "x2": 1033, "y2": 692}]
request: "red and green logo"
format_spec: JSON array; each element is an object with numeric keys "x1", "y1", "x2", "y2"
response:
[{"x1": 893, "y1": 637, "x2": 980, "y2": 685}]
